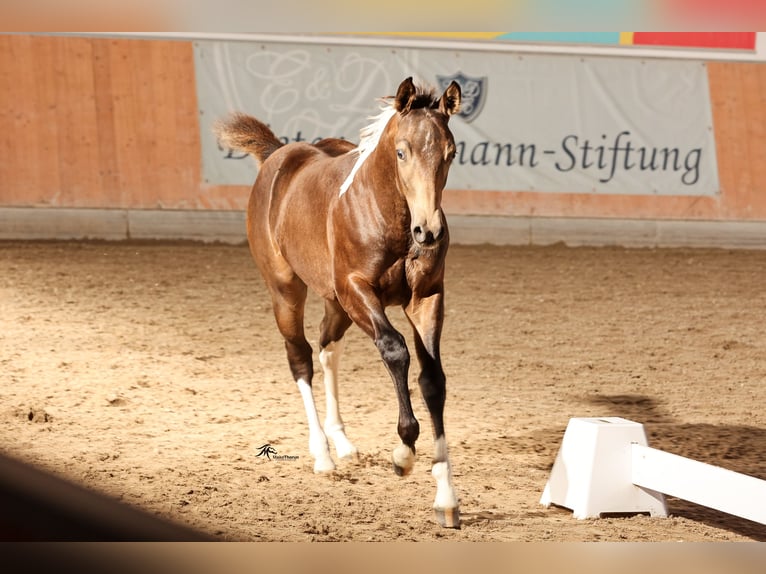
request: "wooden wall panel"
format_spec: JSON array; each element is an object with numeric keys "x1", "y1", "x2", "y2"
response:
[
  {"x1": 0, "y1": 35, "x2": 247, "y2": 211},
  {"x1": 0, "y1": 35, "x2": 764, "y2": 223},
  {"x1": 90, "y1": 39, "x2": 121, "y2": 204},
  {"x1": 55, "y1": 37, "x2": 101, "y2": 206},
  {"x1": 0, "y1": 35, "x2": 57, "y2": 203},
  {"x1": 108, "y1": 39, "x2": 152, "y2": 206},
  {"x1": 707, "y1": 61, "x2": 766, "y2": 220}
]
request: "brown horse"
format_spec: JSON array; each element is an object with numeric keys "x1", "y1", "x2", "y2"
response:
[{"x1": 214, "y1": 77, "x2": 462, "y2": 528}]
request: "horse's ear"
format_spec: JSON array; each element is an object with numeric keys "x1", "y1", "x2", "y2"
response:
[
  {"x1": 439, "y1": 80, "x2": 462, "y2": 117},
  {"x1": 394, "y1": 77, "x2": 417, "y2": 113}
]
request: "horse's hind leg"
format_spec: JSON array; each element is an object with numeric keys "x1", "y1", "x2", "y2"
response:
[
  {"x1": 405, "y1": 292, "x2": 460, "y2": 528},
  {"x1": 270, "y1": 278, "x2": 335, "y2": 473},
  {"x1": 318, "y1": 299, "x2": 357, "y2": 460}
]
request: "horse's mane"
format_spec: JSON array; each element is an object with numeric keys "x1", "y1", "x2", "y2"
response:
[
  {"x1": 339, "y1": 85, "x2": 438, "y2": 196},
  {"x1": 404, "y1": 88, "x2": 439, "y2": 114}
]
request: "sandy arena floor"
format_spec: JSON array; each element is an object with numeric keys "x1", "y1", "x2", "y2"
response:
[{"x1": 1, "y1": 240, "x2": 765, "y2": 541}]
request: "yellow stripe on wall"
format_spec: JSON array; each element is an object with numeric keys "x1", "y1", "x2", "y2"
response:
[{"x1": 619, "y1": 32, "x2": 635, "y2": 45}]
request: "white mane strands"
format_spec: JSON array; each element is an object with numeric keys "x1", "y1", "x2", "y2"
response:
[{"x1": 339, "y1": 104, "x2": 397, "y2": 196}]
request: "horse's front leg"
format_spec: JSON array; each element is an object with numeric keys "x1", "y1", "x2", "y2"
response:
[
  {"x1": 337, "y1": 276, "x2": 419, "y2": 477},
  {"x1": 405, "y1": 291, "x2": 460, "y2": 528}
]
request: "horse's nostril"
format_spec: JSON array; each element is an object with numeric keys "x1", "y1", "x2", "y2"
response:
[{"x1": 412, "y1": 225, "x2": 443, "y2": 246}]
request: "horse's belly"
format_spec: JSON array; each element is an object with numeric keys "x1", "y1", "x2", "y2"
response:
[
  {"x1": 273, "y1": 216, "x2": 334, "y2": 299},
  {"x1": 285, "y1": 250, "x2": 336, "y2": 300},
  {"x1": 248, "y1": 195, "x2": 335, "y2": 300}
]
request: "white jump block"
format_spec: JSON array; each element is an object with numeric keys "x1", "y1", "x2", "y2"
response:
[
  {"x1": 540, "y1": 417, "x2": 668, "y2": 519},
  {"x1": 542, "y1": 417, "x2": 766, "y2": 525}
]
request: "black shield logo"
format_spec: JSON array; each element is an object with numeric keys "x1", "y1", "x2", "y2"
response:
[{"x1": 436, "y1": 72, "x2": 487, "y2": 123}]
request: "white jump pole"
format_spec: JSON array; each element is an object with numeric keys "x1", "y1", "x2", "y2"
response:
[
  {"x1": 632, "y1": 444, "x2": 766, "y2": 525},
  {"x1": 540, "y1": 417, "x2": 766, "y2": 525}
]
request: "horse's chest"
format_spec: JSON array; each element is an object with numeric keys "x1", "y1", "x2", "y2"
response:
[
  {"x1": 405, "y1": 248, "x2": 445, "y2": 288},
  {"x1": 375, "y1": 259, "x2": 408, "y2": 305},
  {"x1": 377, "y1": 248, "x2": 444, "y2": 305}
]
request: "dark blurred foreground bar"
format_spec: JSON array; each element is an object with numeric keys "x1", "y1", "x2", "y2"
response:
[{"x1": 0, "y1": 451, "x2": 211, "y2": 541}]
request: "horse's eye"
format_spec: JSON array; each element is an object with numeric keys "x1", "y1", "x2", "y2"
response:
[{"x1": 396, "y1": 149, "x2": 405, "y2": 161}]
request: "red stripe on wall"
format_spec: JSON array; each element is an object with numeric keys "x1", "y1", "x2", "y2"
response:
[{"x1": 633, "y1": 32, "x2": 756, "y2": 51}]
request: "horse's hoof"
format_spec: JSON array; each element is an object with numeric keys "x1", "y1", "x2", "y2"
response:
[
  {"x1": 434, "y1": 507, "x2": 461, "y2": 529},
  {"x1": 326, "y1": 429, "x2": 358, "y2": 461},
  {"x1": 392, "y1": 444, "x2": 415, "y2": 476},
  {"x1": 313, "y1": 458, "x2": 336, "y2": 474},
  {"x1": 392, "y1": 461, "x2": 411, "y2": 477},
  {"x1": 336, "y1": 445, "x2": 358, "y2": 461}
]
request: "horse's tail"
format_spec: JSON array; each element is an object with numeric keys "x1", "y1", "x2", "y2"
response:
[{"x1": 213, "y1": 112, "x2": 283, "y2": 166}]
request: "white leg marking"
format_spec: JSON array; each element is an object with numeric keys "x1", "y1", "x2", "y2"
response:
[
  {"x1": 432, "y1": 436, "x2": 459, "y2": 510},
  {"x1": 319, "y1": 340, "x2": 358, "y2": 460},
  {"x1": 296, "y1": 378, "x2": 335, "y2": 473}
]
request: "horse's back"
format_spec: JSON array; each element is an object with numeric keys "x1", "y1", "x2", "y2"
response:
[{"x1": 314, "y1": 137, "x2": 355, "y2": 157}]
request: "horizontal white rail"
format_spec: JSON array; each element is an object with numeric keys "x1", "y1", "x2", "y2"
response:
[
  {"x1": 632, "y1": 444, "x2": 766, "y2": 525},
  {"x1": 30, "y1": 32, "x2": 766, "y2": 63}
]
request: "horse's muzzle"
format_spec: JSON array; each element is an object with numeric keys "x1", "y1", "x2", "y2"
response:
[{"x1": 412, "y1": 222, "x2": 445, "y2": 247}]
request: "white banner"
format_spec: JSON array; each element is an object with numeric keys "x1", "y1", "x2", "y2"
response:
[{"x1": 195, "y1": 40, "x2": 719, "y2": 196}]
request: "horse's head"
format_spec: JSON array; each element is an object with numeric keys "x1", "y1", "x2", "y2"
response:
[{"x1": 391, "y1": 77, "x2": 461, "y2": 247}]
